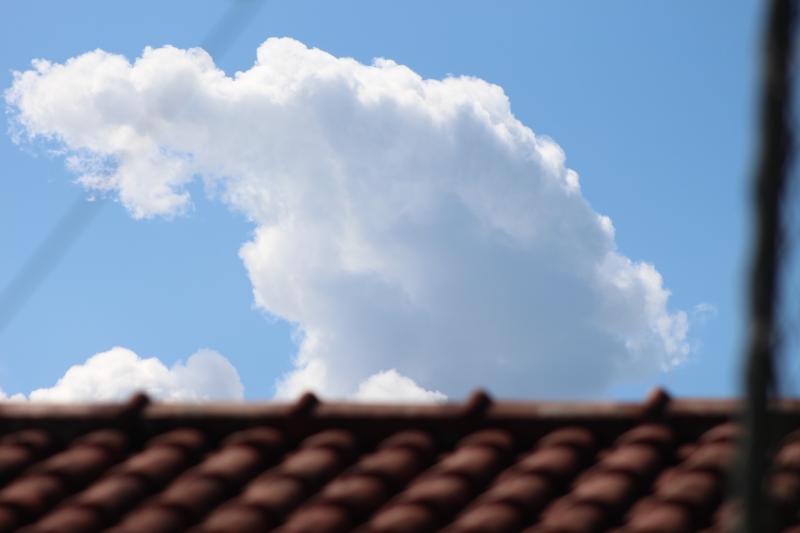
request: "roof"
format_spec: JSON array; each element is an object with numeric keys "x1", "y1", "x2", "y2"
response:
[{"x1": 0, "y1": 389, "x2": 799, "y2": 533}]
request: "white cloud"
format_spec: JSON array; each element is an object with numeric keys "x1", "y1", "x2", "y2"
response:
[
  {"x1": 24, "y1": 347, "x2": 244, "y2": 402},
  {"x1": 7, "y1": 37, "x2": 691, "y2": 399},
  {"x1": 0, "y1": 389, "x2": 26, "y2": 402},
  {"x1": 692, "y1": 302, "x2": 718, "y2": 325},
  {"x1": 355, "y1": 369, "x2": 447, "y2": 403}
]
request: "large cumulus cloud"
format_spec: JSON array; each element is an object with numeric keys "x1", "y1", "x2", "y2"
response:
[{"x1": 6, "y1": 38, "x2": 689, "y2": 399}]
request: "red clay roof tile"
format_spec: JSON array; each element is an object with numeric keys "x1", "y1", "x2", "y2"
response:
[
  {"x1": 2, "y1": 391, "x2": 800, "y2": 531},
  {"x1": 238, "y1": 476, "x2": 307, "y2": 515}
]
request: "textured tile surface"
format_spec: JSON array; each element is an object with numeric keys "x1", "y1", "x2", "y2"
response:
[{"x1": 0, "y1": 391, "x2": 795, "y2": 532}]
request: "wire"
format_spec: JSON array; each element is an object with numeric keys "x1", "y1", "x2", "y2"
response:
[
  {"x1": 0, "y1": 196, "x2": 102, "y2": 333},
  {"x1": 0, "y1": 0, "x2": 267, "y2": 336},
  {"x1": 203, "y1": 0, "x2": 265, "y2": 59}
]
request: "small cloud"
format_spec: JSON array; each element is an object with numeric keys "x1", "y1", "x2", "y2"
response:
[
  {"x1": 23, "y1": 347, "x2": 244, "y2": 402},
  {"x1": 0, "y1": 388, "x2": 27, "y2": 402},
  {"x1": 354, "y1": 369, "x2": 447, "y2": 403},
  {"x1": 691, "y1": 303, "x2": 718, "y2": 325}
]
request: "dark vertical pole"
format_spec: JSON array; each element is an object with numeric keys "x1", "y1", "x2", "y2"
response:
[{"x1": 740, "y1": 0, "x2": 795, "y2": 531}]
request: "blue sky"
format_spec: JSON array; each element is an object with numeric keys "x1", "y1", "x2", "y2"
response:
[{"x1": 0, "y1": 1, "x2": 759, "y2": 401}]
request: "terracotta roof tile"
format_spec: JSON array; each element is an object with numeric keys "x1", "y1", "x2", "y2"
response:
[
  {"x1": 1, "y1": 391, "x2": 799, "y2": 531},
  {"x1": 237, "y1": 476, "x2": 307, "y2": 515},
  {"x1": 368, "y1": 502, "x2": 437, "y2": 533}
]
